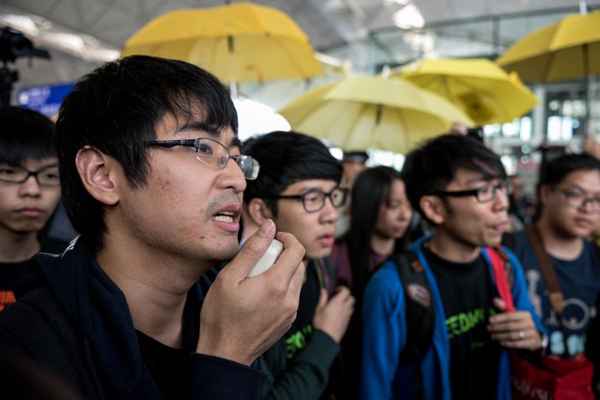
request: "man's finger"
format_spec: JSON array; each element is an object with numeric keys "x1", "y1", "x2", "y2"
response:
[{"x1": 489, "y1": 311, "x2": 533, "y2": 325}]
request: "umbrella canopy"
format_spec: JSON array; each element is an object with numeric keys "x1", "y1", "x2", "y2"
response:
[
  {"x1": 121, "y1": 2, "x2": 323, "y2": 83},
  {"x1": 497, "y1": 10, "x2": 600, "y2": 83},
  {"x1": 279, "y1": 75, "x2": 473, "y2": 154},
  {"x1": 396, "y1": 58, "x2": 538, "y2": 126}
]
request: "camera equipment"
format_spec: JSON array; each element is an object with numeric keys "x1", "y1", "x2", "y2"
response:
[{"x1": 0, "y1": 26, "x2": 50, "y2": 107}]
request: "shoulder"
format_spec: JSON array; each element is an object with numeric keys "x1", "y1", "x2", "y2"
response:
[
  {"x1": 365, "y1": 261, "x2": 404, "y2": 300},
  {"x1": 0, "y1": 286, "x2": 65, "y2": 350}
]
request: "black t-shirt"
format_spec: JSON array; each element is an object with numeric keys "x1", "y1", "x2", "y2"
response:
[
  {"x1": 136, "y1": 330, "x2": 192, "y2": 399},
  {"x1": 0, "y1": 238, "x2": 67, "y2": 312},
  {"x1": 424, "y1": 247, "x2": 501, "y2": 399},
  {"x1": 0, "y1": 258, "x2": 41, "y2": 312}
]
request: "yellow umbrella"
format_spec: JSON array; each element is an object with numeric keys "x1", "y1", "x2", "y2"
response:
[
  {"x1": 497, "y1": 10, "x2": 600, "y2": 82},
  {"x1": 395, "y1": 58, "x2": 538, "y2": 126},
  {"x1": 279, "y1": 75, "x2": 474, "y2": 154},
  {"x1": 121, "y1": 2, "x2": 323, "y2": 84}
]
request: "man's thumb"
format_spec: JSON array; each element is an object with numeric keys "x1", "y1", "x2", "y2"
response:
[
  {"x1": 228, "y1": 219, "x2": 276, "y2": 278},
  {"x1": 494, "y1": 297, "x2": 507, "y2": 311},
  {"x1": 317, "y1": 289, "x2": 328, "y2": 309}
]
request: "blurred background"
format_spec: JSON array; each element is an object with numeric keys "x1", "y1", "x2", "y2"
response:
[{"x1": 3, "y1": 0, "x2": 600, "y2": 197}]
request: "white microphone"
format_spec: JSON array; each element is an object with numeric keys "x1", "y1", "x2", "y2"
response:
[{"x1": 248, "y1": 239, "x2": 283, "y2": 277}]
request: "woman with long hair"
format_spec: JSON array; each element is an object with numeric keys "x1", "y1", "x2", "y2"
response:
[
  {"x1": 330, "y1": 166, "x2": 413, "y2": 400},
  {"x1": 332, "y1": 165, "x2": 413, "y2": 296}
]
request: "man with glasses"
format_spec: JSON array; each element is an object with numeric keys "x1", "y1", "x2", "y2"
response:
[
  {"x1": 0, "y1": 106, "x2": 64, "y2": 312},
  {"x1": 241, "y1": 131, "x2": 355, "y2": 400},
  {"x1": 361, "y1": 134, "x2": 543, "y2": 400},
  {"x1": 508, "y1": 154, "x2": 600, "y2": 364},
  {"x1": 0, "y1": 56, "x2": 306, "y2": 399}
]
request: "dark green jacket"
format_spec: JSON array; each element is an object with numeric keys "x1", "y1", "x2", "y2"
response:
[{"x1": 259, "y1": 258, "x2": 341, "y2": 400}]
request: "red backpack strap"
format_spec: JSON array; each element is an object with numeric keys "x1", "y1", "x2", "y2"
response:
[{"x1": 487, "y1": 247, "x2": 515, "y2": 312}]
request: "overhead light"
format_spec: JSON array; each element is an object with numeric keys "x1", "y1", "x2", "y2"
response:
[{"x1": 392, "y1": 3, "x2": 425, "y2": 29}]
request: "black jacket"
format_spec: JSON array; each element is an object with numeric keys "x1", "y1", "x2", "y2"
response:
[{"x1": 0, "y1": 239, "x2": 266, "y2": 399}]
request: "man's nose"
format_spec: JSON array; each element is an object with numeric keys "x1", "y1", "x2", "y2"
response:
[{"x1": 18, "y1": 175, "x2": 42, "y2": 196}]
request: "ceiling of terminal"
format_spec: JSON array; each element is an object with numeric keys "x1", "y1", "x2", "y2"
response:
[{"x1": 1, "y1": 0, "x2": 599, "y2": 89}]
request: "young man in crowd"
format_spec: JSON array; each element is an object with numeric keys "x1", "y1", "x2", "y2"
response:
[
  {"x1": 0, "y1": 56, "x2": 306, "y2": 399},
  {"x1": 509, "y1": 155, "x2": 600, "y2": 360},
  {"x1": 241, "y1": 131, "x2": 354, "y2": 399},
  {"x1": 0, "y1": 107, "x2": 63, "y2": 311},
  {"x1": 361, "y1": 134, "x2": 544, "y2": 400}
]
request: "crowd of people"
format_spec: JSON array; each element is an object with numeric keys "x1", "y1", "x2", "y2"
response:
[{"x1": 1, "y1": 55, "x2": 600, "y2": 400}]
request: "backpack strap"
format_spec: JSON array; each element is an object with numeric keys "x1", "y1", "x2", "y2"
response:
[
  {"x1": 524, "y1": 225, "x2": 565, "y2": 315},
  {"x1": 389, "y1": 252, "x2": 434, "y2": 361}
]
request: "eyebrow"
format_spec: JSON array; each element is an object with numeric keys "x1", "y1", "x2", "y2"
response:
[
  {"x1": 563, "y1": 184, "x2": 600, "y2": 195},
  {"x1": 176, "y1": 121, "x2": 221, "y2": 137},
  {"x1": 464, "y1": 176, "x2": 498, "y2": 185}
]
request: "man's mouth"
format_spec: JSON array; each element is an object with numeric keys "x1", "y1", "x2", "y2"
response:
[
  {"x1": 211, "y1": 204, "x2": 241, "y2": 233},
  {"x1": 213, "y1": 211, "x2": 238, "y2": 223}
]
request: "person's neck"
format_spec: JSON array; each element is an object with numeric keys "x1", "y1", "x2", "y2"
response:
[
  {"x1": 427, "y1": 230, "x2": 480, "y2": 263},
  {"x1": 97, "y1": 228, "x2": 208, "y2": 349},
  {"x1": 0, "y1": 229, "x2": 40, "y2": 263},
  {"x1": 370, "y1": 234, "x2": 395, "y2": 257},
  {"x1": 536, "y1": 218, "x2": 583, "y2": 260}
]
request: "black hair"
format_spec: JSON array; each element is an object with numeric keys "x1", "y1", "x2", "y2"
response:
[
  {"x1": 535, "y1": 153, "x2": 600, "y2": 219},
  {"x1": 56, "y1": 55, "x2": 237, "y2": 252},
  {"x1": 538, "y1": 153, "x2": 600, "y2": 187},
  {"x1": 347, "y1": 165, "x2": 407, "y2": 295},
  {"x1": 0, "y1": 106, "x2": 55, "y2": 165},
  {"x1": 242, "y1": 131, "x2": 342, "y2": 216},
  {"x1": 402, "y1": 133, "x2": 506, "y2": 224}
]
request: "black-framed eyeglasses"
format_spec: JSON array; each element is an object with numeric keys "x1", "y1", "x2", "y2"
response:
[
  {"x1": 145, "y1": 138, "x2": 260, "y2": 180},
  {"x1": 264, "y1": 187, "x2": 348, "y2": 213},
  {"x1": 433, "y1": 180, "x2": 510, "y2": 203},
  {"x1": 0, "y1": 164, "x2": 60, "y2": 186},
  {"x1": 558, "y1": 188, "x2": 600, "y2": 212}
]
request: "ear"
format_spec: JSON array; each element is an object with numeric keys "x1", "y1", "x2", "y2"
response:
[
  {"x1": 246, "y1": 198, "x2": 274, "y2": 226},
  {"x1": 419, "y1": 195, "x2": 446, "y2": 225},
  {"x1": 538, "y1": 184, "x2": 552, "y2": 206},
  {"x1": 75, "y1": 146, "x2": 121, "y2": 206}
]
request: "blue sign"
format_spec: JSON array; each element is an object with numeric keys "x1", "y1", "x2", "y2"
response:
[{"x1": 16, "y1": 82, "x2": 74, "y2": 117}]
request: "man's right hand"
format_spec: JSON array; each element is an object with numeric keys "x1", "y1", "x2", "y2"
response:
[
  {"x1": 313, "y1": 287, "x2": 355, "y2": 344},
  {"x1": 196, "y1": 220, "x2": 305, "y2": 366}
]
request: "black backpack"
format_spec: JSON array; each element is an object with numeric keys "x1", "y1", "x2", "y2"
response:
[{"x1": 374, "y1": 247, "x2": 515, "y2": 361}]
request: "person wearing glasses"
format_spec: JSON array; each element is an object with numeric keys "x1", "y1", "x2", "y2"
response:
[
  {"x1": 241, "y1": 131, "x2": 355, "y2": 400},
  {"x1": 361, "y1": 134, "x2": 543, "y2": 400},
  {"x1": 508, "y1": 154, "x2": 600, "y2": 389},
  {"x1": 0, "y1": 56, "x2": 306, "y2": 400},
  {"x1": 0, "y1": 106, "x2": 64, "y2": 312}
]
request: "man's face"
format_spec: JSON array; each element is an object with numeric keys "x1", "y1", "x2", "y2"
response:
[
  {"x1": 342, "y1": 161, "x2": 366, "y2": 186},
  {"x1": 273, "y1": 179, "x2": 339, "y2": 259},
  {"x1": 375, "y1": 179, "x2": 412, "y2": 240},
  {"x1": 0, "y1": 158, "x2": 61, "y2": 236},
  {"x1": 541, "y1": 169, "x2": 600, "y2": 239},
  {"x1": 437, "y1": 168, "x2": 510, "y2": 248},
  {"x1": 114, "y1": 113, "x2": 246, "y2": 263}
]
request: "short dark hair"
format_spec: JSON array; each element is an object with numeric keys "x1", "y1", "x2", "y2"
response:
[
  {"x1": 402, "y1": 134, "x2": 506, "y2": 221},
  {"x1": 347, "y1": 166, "x2": 405, "y2": 294},
  {"x1": 538, "y1": 153, "x2": 600, "y2": 188},
  {"x1": 535, "y1": 153, "x2": 600, "y2": 219},
  {"x1": 56, "y1": 55, "x2": 237, "y2": 252},
  {"x1": 0, "y1": 106, "x2": 55, "y2": 165},
  {"x1": 242, "y1": 131, "x2": 342, "y2": 216}
]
